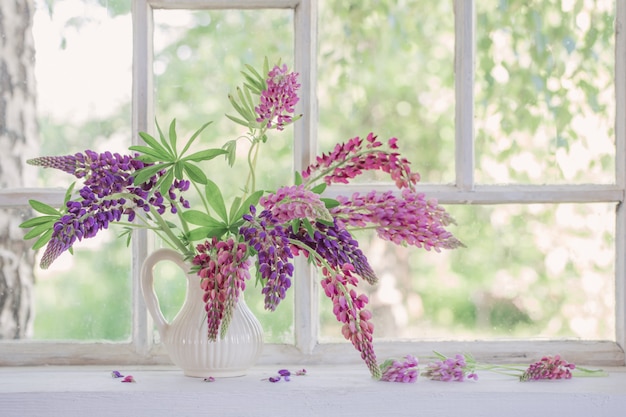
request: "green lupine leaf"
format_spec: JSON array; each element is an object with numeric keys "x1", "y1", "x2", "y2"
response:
[
  {"x1": 302, "y1": 218, "x2": 315, "y2": 239},
  {"x1": 181, "y1": 210, "x2": 223, "y2": 227},
  {"x1": 168, "y1": 118, "x2": 178, "y2": 154},
  {"x1": 321, "y1": 198, "x2": 340, "y2": 209},
  {"x1": 132, "y1": 154, "x2": 163, "y2": 164},
  {"x1": 294, "y1": 171, "x2": 303, "y2": 185},
  {"x1": 174, "y1": 161, "x2": 184, "y2": 180},
  {"x1": 19, "y1": 215, "x2": 58, "y2": 228},
  {"x1": 228, "y1": 93, "x2": 254, "y2": 122},
  {"x1": 206, "y1": 227, "x2": 229, "y2": 239},
  {"x1": 180, "y1": 121, "x2": 213, "y2": 157},
  {"x1": 311, "y1": 183, "x2": 327, "y2": 194},
  {"x1": 159, "y1": 169, "x2": 174, "y2": 197},
  {"x1": 242, "y1": 80, "x2": 262, "y2": 95},
  {"x1": 236, "y1": 87, "x2": 255, "y2": 120},
  {"x1": 128, "y1": 145, "x2": 170, "y2": 160},
  {"x1": 291, "y1": 218, "x2": 301, "y2": 234},
  {"x1": 228, "y1": 196, "x2": 242, "y2": 222},
  {"x1": 186, "y1": 227, "x2": 211, "y2": 241},
  {"x1": 183, "y1": 163, "x2": 207, "y2": 185},
  {"x1": 222, "y1": 140, "x2": 237, "y2": 167},
  {"x1": 244, "y1": 63, "x2": 265, "y2": 84},
  {"x1": 23, "y1": 222, "x2": 55, "y2": 240},
  {"x1": 205, "y1": 179, "x2": 228, "y2": 223},
  {"x1": 138, "y1": 131, "x2": 174, "y2": 159},
  {"x1": 28, "y1": 200, "x2": 60, "y2": 216},
  {"x1": 316, "y1": 218, "x2": 335, "y2": 227},
  {"x1": 232, "y1": 190, "x2": 263, "y2": 222},
  {"x1": 133, "y1": 163, "x2": 168, "y2": 186},
  {"x1": 225, "y1": 114, "x2": 251, "y2": 128},
  {"x1": 32, "y1": 228, "x2": 54, "y2": 251},
  {"x1": 182, "y1": 148, "x2": 228, "y2": 163},
  {"x1": 155, "y1": 119, "x2": 175, "y2": 156}
]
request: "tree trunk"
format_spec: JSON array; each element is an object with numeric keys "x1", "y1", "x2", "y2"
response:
[{"x1": 0, "y1": 0, "x2": 38, "y2": 339}]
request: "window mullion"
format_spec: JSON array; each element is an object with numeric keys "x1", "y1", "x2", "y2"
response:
[
  {"x1": 610, "y1": 0, "x2": 625, "y2": 346},
  {"x1": 131, "y1": 0, "x2": 155, "y2": 356},
  {"x1": 293, "y1": 0, "x2": 318, "y2": 355},
  {"x1": 454, "y1": 0, "x2": 475, "y2": 191}
]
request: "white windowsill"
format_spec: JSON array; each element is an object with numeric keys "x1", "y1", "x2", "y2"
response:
[{"x1": 1, "y1": 365, "x2": 625, "y2": 417}]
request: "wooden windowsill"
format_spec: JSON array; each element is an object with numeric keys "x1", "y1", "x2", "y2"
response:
[{"x1": 1, "y1": 365, "x2": 626, "y2": 417}]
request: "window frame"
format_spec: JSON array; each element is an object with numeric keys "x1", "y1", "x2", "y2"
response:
[{"x1": 0, "y1": 0, "x2": 624, "y2": 367}]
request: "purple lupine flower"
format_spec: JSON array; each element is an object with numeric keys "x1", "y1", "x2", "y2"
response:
[
  {"x1": 331, "y1": 189, "x2": 464, "y2": 252},
  {"x1": 290, "y1": 219, "x2": 377, "y2": 285},
  {"x1": 255, "y1": 64, "x2": 300, "y2": 130},
  {"x1": 520, "y1": 355, "x2": 575, "y2": 381},
  {"x1": 192, "y1": 237, "x2": 251, "y2": 340},
  {"x1": 33, "y1": 151, "x2": 192, "y2": 268},
  {"x1": 240, "y1": 207, "x2": 295, "y2": 311},
  {"x1": 380, "y1": 355, "x2": 419, "y2": 383},
  {"x1": 301, "y1": 133, "x2": 419, "y2": 190},
  {"x1": 422, "y1": 353, "x2": 478, "y2": 382},
  {"x1": 259, "y1": 185, "x2": 332, "y2": 223}
]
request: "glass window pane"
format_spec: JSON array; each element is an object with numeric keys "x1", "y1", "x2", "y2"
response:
[
  {"x1": 33, "y1": 229, "x2": 132, "y2": 341},
  {"x1": 33, "y1": 0, "x2": 132, "y2": 188},
  {"x1": 319, "y1": 203, "x2": 615, "y2": 341},
  {"x1": 475, "y1": 1, "x2": 615, "y2": 184},
  {"x1": 318, "y1": 0, "x2": 455, "y2": 184},
  {"x1": 152, "y1": 9, "x2": 295, "y2": 343}
]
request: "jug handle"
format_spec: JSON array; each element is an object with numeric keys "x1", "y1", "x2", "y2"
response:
[{"x1": 140, "y1": 248, "x2": 188, "y2": 334}]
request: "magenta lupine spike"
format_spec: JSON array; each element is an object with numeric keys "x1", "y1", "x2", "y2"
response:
[
  {"x1": 520, "y1": 355, "x2": 575, "y2": 381},
  {"x1": 192, "y1": 237, "x2": 251, "y2": 340},
  {"x1": 301, "y1": 134, "x2": 419, "y2": 190},
  {"x1": 259, "y1": 185, "x2": 332, "y2": 223},
  {"x1": 422, "y1": 353, "x2": 478, "y2": 382},
  {"x1": 320, "y1": 264, "x2": 380, "y2": 379},
  {"x1": 331, "y1": 189, "x2": 464, "y2": 252},
  {"x1": 255, "y1": 64, "x2": 301, "y2": 130},
  {"x1": 380, "y1": 355, "x2": 419, "y2": 383}
]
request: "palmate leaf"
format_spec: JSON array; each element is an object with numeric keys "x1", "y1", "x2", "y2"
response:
[
  {"x1": 321, "y1": 197, "x2": 340, "y2": 209},
  {"x1": 138, "y1": 131, "x2": 174, "y2": 160},
  {"x1": 19, "y1": 214, "x2": 58, "y2": 229},
  {"x1": 128, "y1": 145, "x2": 171, "y2": 161},
  {"x1": 133, "y1": 163, "x2": 169, "y2": 186},
  {"x1": 183, "y1": 163, "x2": 207, "y2": 184},
  {"x1": 159, "y1": 169, "x2": 174, "y2": 197},
  {"x1": 155, "y1": 119, "x2": 175, "y2": 156},
  {"x1": 181, "y1": 210, "x2": 224, "y2": 227},
  {"x1": 205, "y1": 179, "x2": 228, "y2": 223},
  {"x1": 232, "y1": 190, "x2": 263, "y2": 222},
  {"x1": 179, "y1": 121, "x2": 213, "y2": 157},
  {"x1": 168, "y1": 118, "x2": 178, "y2": 153},
  {"x1": 32, "y1": 228, "x2": 54, "y2": 251},
  {"x1": 225, "y1": 114, "x2": 251, "y2": 128},
  {"x1": 28, "y1": 199, "x2": 60, "y2": 216},
  {"x1": 182, "y1": 148, "x2": 228, "y2": 163}
]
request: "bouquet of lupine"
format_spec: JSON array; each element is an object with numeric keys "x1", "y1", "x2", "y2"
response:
[{"x1": 20, "y1": 58, "x2": 463, "y2": 379}]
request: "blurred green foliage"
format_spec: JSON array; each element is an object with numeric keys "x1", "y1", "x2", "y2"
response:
[{"x1": 29, "y1": 0, "x2": 616, "y2": 342}]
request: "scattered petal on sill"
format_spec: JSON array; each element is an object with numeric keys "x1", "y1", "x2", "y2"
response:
[
  {"x1": 203, "y1": 377, "x2": 216, "y2": 382},
  {"x1": 295, "y1": 369, "x2": 307, "y2": 376},
  {"x1": 268, "y1": 376, "x2": 282, "y2": 383},
  {"x1": 121, "y1": 375, "x2": 136, "y2": 383},
  {"x1": 111, "y1": 371, "x2": 124, "y2": 378}
]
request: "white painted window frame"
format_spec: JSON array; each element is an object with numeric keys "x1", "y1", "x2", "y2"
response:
[{"x1": 0, "y1": 0, "x2": 624, "y2": 367}]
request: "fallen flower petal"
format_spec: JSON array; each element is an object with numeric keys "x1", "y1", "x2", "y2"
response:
[
  {"x1": 111, "y1": 370, "x2": 124, "y2": 378},
  {"x1": 121, "y1": 375, "x2": 136, "y2": 383},
  {"x1": 203, "y1": 377, "x2": 216, "y2": 382}
]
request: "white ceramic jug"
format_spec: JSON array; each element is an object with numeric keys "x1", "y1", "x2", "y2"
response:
[{"x1": 141, "y1": 248, "x2": 264, "y2": 377}]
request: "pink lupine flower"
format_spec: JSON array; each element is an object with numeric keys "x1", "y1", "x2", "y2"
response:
[
  {"x1": 520, "y1": 355, "x2": 575, "y2": 381},
  {"x1": 380, "y1": 355, "x2": 419, "y2": 383},
  {"x1": 255, "y1": 64, "x2": 300, "y2": 130},
  {"x1": 192, "y1": 237, "x2": 251, "y2": 340},
  {"x1": 331, "y1": 189, "x2": 464, "y2": 251},
  {"x1": 320, "y1": 264, "x2": 380, "y2": 379},
  {"x1": 301, "y1": 133, "x2": 419, "y2": 190},
  {"x1": 422, "y1": 353, "x2": 478, "y2": 382},
  {"x1": 259, "y1": 185, "x2": 332, "y2": 223}
]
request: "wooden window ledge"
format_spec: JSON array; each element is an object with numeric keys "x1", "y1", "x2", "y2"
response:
[{"x1": 1, "y1": 365, "x2": 625, "y2": 417}]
